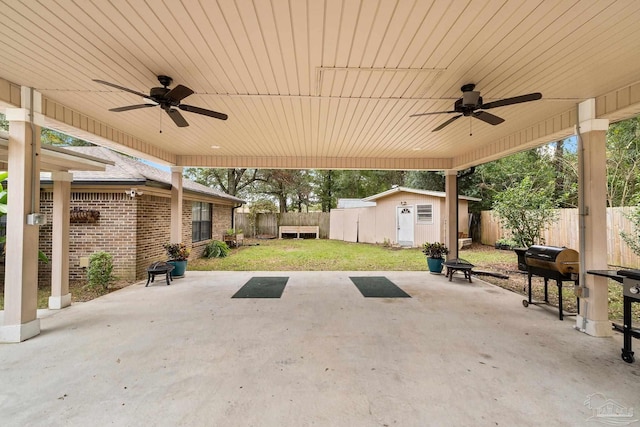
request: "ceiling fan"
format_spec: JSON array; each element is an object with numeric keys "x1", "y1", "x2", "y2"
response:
[
  {"x1": 93, "y1": 75, "x2": 228, "y2": 128},
  {"x1": 410, "y1": 84, "x2": 542, "y2": 132}
]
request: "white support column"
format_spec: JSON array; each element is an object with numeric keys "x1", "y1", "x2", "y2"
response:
[
  {"x1": 170, "y1": 166, "x2": 183, "y2": 244},
  {"x1": 49, "y1": 172, "x2": 72, "y2": 310},
  {"x1": 445, "y1": 170, "x2": 458, "y2": 260},
  {"x1": 0, "y1": 88, "x2": 44, "y2": 342},
  {"x1": 575, "y1": 99, "x2": 611, "y2": 337}
]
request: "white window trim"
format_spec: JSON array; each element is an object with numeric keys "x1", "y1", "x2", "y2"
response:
[{"x1": 416, "y1": 204, "x2": 434, "y2": 224}]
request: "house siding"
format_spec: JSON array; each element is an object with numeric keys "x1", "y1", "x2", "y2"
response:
[
  {"x1": 330, "y1": 191, "x2": 472, "y2": 247},
  {"x1": 373, "y1": 193, "x2": 443, "y2": 246}
]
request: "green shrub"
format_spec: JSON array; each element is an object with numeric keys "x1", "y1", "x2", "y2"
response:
[
  {"x1": 621, "y1": 204, "x2": 640, "y2": 257},
  {"x1": 203, "y1": 240, "x2": 230, "y2": 258},
  {"x1": 86, "y1": 251, "x2": 114, "y2": 291}
]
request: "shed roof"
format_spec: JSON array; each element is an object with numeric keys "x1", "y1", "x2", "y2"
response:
[
  {"x1": 362, "y1": 186, "x2": 481, "y2": 202},
  {"x1": 41, "y1": 146, "x2": 245, "y2": 204}
]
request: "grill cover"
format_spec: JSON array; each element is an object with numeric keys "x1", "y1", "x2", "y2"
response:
[{"x1": 525, "y1": 245, "x2": 579, "y2": 275}]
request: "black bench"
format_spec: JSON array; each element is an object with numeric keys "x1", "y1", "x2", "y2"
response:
[
  {"x1": 146, "y1": 261, "x2": 175, "y2": 287},
  {"x1": 444, "y1": 258, "x2": 474, "y2": 283}
]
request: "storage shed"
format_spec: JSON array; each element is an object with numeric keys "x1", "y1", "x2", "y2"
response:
[{"x1": 330, "y1": 187, "x2": 480, "y2": 248}]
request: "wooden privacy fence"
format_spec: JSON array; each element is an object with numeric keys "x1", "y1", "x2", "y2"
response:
[
  {"x1": 480, "y1": 207, "x2": 640, "y2": 268},
  {"x1": 235, "y1": 212, "x2": 330, "y2": 239}
]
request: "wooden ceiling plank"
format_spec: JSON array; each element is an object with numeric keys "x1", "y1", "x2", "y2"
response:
[
  {"x1": 243, "y1": 0, "x2": 287, "y2": 95},
  {"x1": 358, "y1": 0, "x2": 399, "y2": 68},
  {"x1": 333, "y1": 0, "x2": 363, "y2": 68},
  {"x1": 322, "y1": 0, "x2": 342, "y2": 68},
  {"x1": 270, "y1": 0, "x2": 302, "y2": 96},
  {"x1": 210, "y1": 2, "x2": 267, "y2": 94},
  {"x1": 289, "y1": 0, "x2": 311, "y2": 96}
]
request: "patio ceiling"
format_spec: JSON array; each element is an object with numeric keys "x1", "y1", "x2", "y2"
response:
[{"x1": 1, "y1": 0, "x2": 640, "y2": 170}]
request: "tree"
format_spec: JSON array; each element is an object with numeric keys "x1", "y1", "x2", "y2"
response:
[
  {"x1": 255, "y1": 170, "x2": 301, "y2": 213},
  {"x1": 1, "y1": 113, "x2": 91, "y2": 146},
  {"x1": 333, "y1": 170, "x2": 405, "y2": 199},
  {"x1": 606, "y1": 117, "x2": 640, "y2": 207},
  {"x1": 492, "y1": 176, "x2": 558, "y2": 247},
  {"x1": 620, "y1": 204, "x2": 640, "y2": 257},
  {"x1": 404, "y1": 171, "x2": 445, "y2": 192},
  {"x1": 41, "y1": 128, "x2": 92, "y2": 146},
  {"x1": 184, "y1": 168, "x2": 265, "y2": 198},
  {"x1": 312, "y1": 170, "x2": 337, "y2": 212}
]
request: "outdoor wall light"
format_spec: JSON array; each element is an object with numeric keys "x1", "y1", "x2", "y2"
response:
[{"x1": 127, "y1": 188, "x2": 143, "y2": 198}]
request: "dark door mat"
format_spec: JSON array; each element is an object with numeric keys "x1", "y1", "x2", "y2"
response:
[
  {"x1": 349, "y1": 276, "x2": 411, "y2": 298},
  {"x1": 232, "y1": 277, "x2": 289, "y2": 298}
]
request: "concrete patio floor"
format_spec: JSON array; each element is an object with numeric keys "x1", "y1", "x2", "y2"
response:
[{"x1": 1, "y1": 271, "x2": 639, "y2": 427}]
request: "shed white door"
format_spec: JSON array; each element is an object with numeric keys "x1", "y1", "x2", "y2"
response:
[{"x1": 397, "y1": 206, "x2": 414, "y2": 247}]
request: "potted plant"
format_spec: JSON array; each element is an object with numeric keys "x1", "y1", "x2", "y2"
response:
[
  {"x1": 223, "y1": 228, "x2": 244, "y2": 247},
  {"x1": 163, "y1": 242, "x2": 190, "y2": 278},
  {"x1": 422, "y1": 242, "x2": 449, "y2": 274}
]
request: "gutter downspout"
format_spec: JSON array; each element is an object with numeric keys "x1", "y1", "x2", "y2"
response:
[{"x1": 231, "y1": 203, "x2": 243, "y2": 232}]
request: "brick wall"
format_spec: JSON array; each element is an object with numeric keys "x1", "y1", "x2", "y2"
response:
[
  {"x1": 39, "y1": 192, "x2": 138, "y2": 285},
  {"x1": 32, "y1": 191, "x2": 235, "y2": 286},
  {"x1": 135, "y1": 195, "x2": 172, "y2": 279}
]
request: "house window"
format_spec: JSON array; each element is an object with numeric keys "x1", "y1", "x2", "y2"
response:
[
  {"x1": 417, "y1": 204, "x2": 433, "y2": 223},
  {"x1": 192, "y1": 202, "x2": 212, "y2": 242}
]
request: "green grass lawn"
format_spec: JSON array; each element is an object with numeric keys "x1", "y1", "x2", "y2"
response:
[{"x1": 189, "y1": 238, "x2": 430, "y2": 271}]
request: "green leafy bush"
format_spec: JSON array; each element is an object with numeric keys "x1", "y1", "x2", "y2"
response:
[
  {"x1": 163, "y1": 242, "x2": 190, "y2": 261},
  {"x1": 86, "y1": 251, "x2": 113, "y2": 291},
  {"x1": 621, "y1": 204, "x2": 640, "y2": 257},
  {"x1": 492, "y1": 176, "x2": 558, "y2": 248},
  {"x1": 422, "y1": 242, "x2": 449, "y2": 259},
  {"x1": 203, "y1": 240, "x2": 230, "y2": 258}
]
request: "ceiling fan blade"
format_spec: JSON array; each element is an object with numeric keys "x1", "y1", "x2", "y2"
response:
[
  {"x1": 410, "y1": 110, "x2": 457, "y2": 118},
  {"x1": 179, "y1": 104, "x2": 228, "y2": 120},
  {"x1": 480, "y1": 92, "x2": 542, "y2": 109},
  {"x1": 93, "y1": 79, "x2": 149, "y2": 99},
  {"x1": 433, "y1": 115, "x2": 462, "y2": 131},
  {"x1": 109, "y1": 104, "x2": 156, "y2": 112},
  {"x1": 473, "y1": 111, "x2": 505, "y2": 125},
  {"x1": 166, "y1": 108, "x2": 189, "y2": 127},
  {"x1": 165, "y1": 84, "x2": 194, "y2": 103}
]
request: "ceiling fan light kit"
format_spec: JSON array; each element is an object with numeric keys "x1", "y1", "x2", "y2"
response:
[
  {"x1": 411, "y1": 83, "x2": 542, "y2": 132},
  {"x1": 93, "y1": 75, "x2": 228, "y2": 128}
]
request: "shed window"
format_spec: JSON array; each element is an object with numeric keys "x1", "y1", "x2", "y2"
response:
[
  {"x1": 192, "y1": 202, "x2": 212, "y2": 242},
  {"x1": 417, "y1": 204, "x2": 433, "y2": 223}
]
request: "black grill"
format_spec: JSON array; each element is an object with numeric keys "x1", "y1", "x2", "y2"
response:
[
  {"x1": 519, "y1": 245, "x2": 580, "y2": 320},
  {"x1": 587, "y1": 269, "x2": 640, "y2": 363}
]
